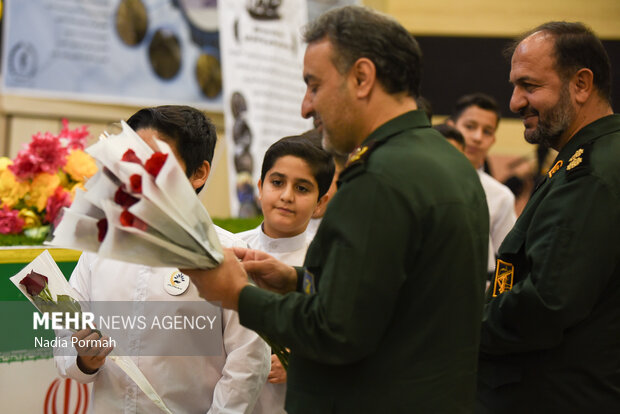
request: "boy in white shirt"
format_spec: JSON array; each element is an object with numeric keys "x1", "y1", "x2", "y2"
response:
[
  {"x1": 447, "y1": 93, "x2": 517, "y2": 276},
  {"x1": 237, "y1": 135, "x2": 334, "y2": 414},
  {"x1": 55, "y1": 106, "x2": 270, "y2": 413}
]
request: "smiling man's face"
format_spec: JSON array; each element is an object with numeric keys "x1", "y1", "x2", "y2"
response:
[{"x1": 509, "y1": 32, "x2": 576, "y2": 150}]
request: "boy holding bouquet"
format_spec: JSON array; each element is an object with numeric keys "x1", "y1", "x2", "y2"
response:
[{"x1": 55, "y1": 106, "x2": 270, "y2": 413}]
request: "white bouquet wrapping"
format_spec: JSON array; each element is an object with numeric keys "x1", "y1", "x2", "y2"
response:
[
  {"x1": 10, "y1": 250, "x2": 173, "y2": 414},
  {"x1": 48, "y1": 120, "x2": 223, "y2": 269}
]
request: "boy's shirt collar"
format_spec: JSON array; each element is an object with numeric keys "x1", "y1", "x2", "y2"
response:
[{"x1": 259, "y1": 223, "x2": 308, "y2": 253}]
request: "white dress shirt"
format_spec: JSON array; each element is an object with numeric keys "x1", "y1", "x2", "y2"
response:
[
  {"x1": 477, "y1": 169, "x2": 517, "y2": 272},
  {"x1": 305, "y1": 218, "x2": 322, "y2": 240},
  {"x1": 55, "y1": 226, "x2": 270, "y2": 414},
  {"x1": 237, "y1": 224, "x2": 311, "y2": 414}
]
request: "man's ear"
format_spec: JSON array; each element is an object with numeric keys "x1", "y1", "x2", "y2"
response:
[
  {"x1": 351, "y1": 57, "x2": 376, "y2": 99},
  {"x1": 572, "y1": 68, "x2": 594, "y2": 105},
  {"x1": 190, "y1": 161, "x2": 211, "y2": 190},
  {"x1": 312, "y1": 193, "x2": 330, "y2": 219},
  {"x1": 446, "y1": 119, "x2": 455, "y2": 127}
]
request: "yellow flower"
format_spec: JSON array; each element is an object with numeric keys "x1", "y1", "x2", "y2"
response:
[
  {"x1": 18, "y1": 208, "x2": 41, "y2": 229},
  {"x1": 64, "y1": 150, "x2": 97, "y2": 182},
  {"x1": 0, "y1": 157, "x2": 12, "y2": 171},
  {"x1": 0, "y1": 167, "x2": 29, "y2": 208},
  {"x1": 26, "y1": 173, "x2": 60, "y2": 212}
]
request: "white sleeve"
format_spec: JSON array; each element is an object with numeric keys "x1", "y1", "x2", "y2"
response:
[
  {"x1": 54, "y1": 252, "x2": 99, "y2": 383},
  {"x1": 208, "y1": 309, "x2": 270, "y2": 414},
  {"x1": 490, "y1": 190, "x2": 517, "y2": 254}
]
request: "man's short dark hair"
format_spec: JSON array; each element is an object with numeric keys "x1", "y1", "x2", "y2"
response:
[
  {"x1": 434, "y1": 123, "x2": 465, "y2": 148},
  {"x1": 505, "y1": 21, "x2": 612, "y2": 103},
  {"x1": 450, "y1": 93, "x2": 501, "y2": 125},
  {"x1": 127, "y1": 105, "x2": 217, "y2": 177},
  {"x1": 260, "y1": 135, "x2": 335, "y2": 199},
  {"x1": 303, "y1": 5, "x2": 422, "y2": 98}
]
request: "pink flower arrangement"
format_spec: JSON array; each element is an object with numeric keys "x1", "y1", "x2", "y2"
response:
[
  {"x1": 45, "y1": 186, "x2": 72, "y2": 226},
  {"x1": 9, "y1": 132, "x2": 69, "y2": 180},
  {"x1": 0, "y1": 120, "x2": 97, "y2": 239},
  {"x1": 0, "y1": 205, "x2": 25, "y2": 234}
]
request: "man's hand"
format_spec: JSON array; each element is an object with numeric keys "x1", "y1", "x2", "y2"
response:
[
  {"x1": 232, "y1": 247, "x2": 298, "y2": 294},
  {"x1": 268, "y1": 354, "x2": 287, "y2": 384},
  {"x1": 182, "y1": 248, "x2": 250, "y2": 310},
  {"x1": 73, "y1": 328, "x2": 113, "y2": 374}
]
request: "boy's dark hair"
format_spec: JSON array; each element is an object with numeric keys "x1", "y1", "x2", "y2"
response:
[
  {"x1": 434, "y1": 123, "x2": 465, "y2": 147},
  {"x1": 127, "y1": 105, "x2": 217, "y2": 179},
  {"x1": 303, "y1": 6, "x2": 422, "y2": 98},
  {"x1": 449, "y1": 93, "x2": 501, "y2": 126},
  {"x1": 260, "y1": 135, "x2": 335, "y2": 199},
  {"x1": 301, "y1": 128, "x2": 348, "y2": 170},
  {"x1": 504, "y1": 21, "x2": 612, "y2": 103}
]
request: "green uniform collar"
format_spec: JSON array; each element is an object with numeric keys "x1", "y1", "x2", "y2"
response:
[
  {"x1": 555, "y1": 114, "x2": 620, "y2": 161},
  {"x1": 338, "y1": 110, "x2": 430, "y2": 183},
  {"x1": 361, "y1": 109, "x2": 430, "y2": 147}
]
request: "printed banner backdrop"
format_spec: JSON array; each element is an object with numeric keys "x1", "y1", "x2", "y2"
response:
[
  {"x1": 220, "y1": 0, "x2": 312, "y2": 217},
  {"x1": 0, "y1": 360, "x2": 92, "y2": 413},
  {"x1": 1, "y1": 0, "x2": 222, "y2": 110}
]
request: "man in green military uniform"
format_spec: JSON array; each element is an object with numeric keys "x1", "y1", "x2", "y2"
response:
[
  {"x1": 185, "y1": 6, "x2": 489, "y2": 413},
  {"x1": 477, "y1": 22, "x2": 620, "y2": 412}
]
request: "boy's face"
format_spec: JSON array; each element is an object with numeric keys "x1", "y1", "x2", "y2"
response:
[
  {"x1": 451, "y1": 106, "x2": 498, "y2": 169},
  {"x1": 258, "y1": 155, "x2": 324, "y2": 238}
]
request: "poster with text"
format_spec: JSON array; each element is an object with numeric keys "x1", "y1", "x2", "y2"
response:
[
  {"x1": 220, "y1": 0, "x2": 311, "y2": 217},
  {"x1": 1, "y1": 0, "x2": 222, "y2": 110}
]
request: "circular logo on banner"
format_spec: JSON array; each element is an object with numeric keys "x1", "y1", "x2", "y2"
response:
[
  {"x1": 164, "y1": 271, "x2": 189, "y2": 295},
  {"x1": 8, "y1": 41, "x2": 38, "y2": 79}
]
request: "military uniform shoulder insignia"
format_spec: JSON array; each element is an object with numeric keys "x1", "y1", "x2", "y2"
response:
[
  {"x1": 341, "y1": 141, "x2": 378, "y2": 179},
  {"x1": 345, "y1": 145, "x2": 369, "y2": 167},
  {"x1": 565, "y1": 144, "x2": 591, "y2": 181},
  {"x1": 566, "y1": 148, "x2": 584, "y2": 170},
  {"x1": 548, "y1": 160, "x2": 563, "y2": 178}
]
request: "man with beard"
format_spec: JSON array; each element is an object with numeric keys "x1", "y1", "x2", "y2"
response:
[
  {"x1": 477, "y1": 22, "x2": 620, "y2": 412},
  {"x1": 184, "y1": 6, "x2": 489, "y2": 413}
]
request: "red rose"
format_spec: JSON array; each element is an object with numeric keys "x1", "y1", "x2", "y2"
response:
[
  {"x1": 20, "y1": 270, "x2": 49, "y2": 296},
  {"x1": 120, "y1": 210, "x2": 148, "y2": 231},
  {"x1": 121, "y1": 149, "x2": 143, "y2": 165},
  {"x1": 129, "y1": 174, "x2": 142, "y2": 193},
  {"x1": 144, "y1": 152, "x2": 168, "y2": 178},
  {"x1": 114, "y1": 186, "x2": 139, "y2": 208},
  {"x1": 97, "y1": 218, "x2": 108, "y2": 242}
]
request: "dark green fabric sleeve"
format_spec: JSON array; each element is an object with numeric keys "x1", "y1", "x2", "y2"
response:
[
  {"x1": 294, "y1": 266, "x2": 304, "y2": 292},
  {"x1": 481, "y1": 173, "x2": 620, "y2": 354},
  {"x1": 238, "y1": 173, "x2": 415, "y2": 365}
]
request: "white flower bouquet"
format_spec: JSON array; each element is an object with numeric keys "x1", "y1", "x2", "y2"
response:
[{"x1": 48, "y1": 121, "x2": 223, "y2": 269}]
